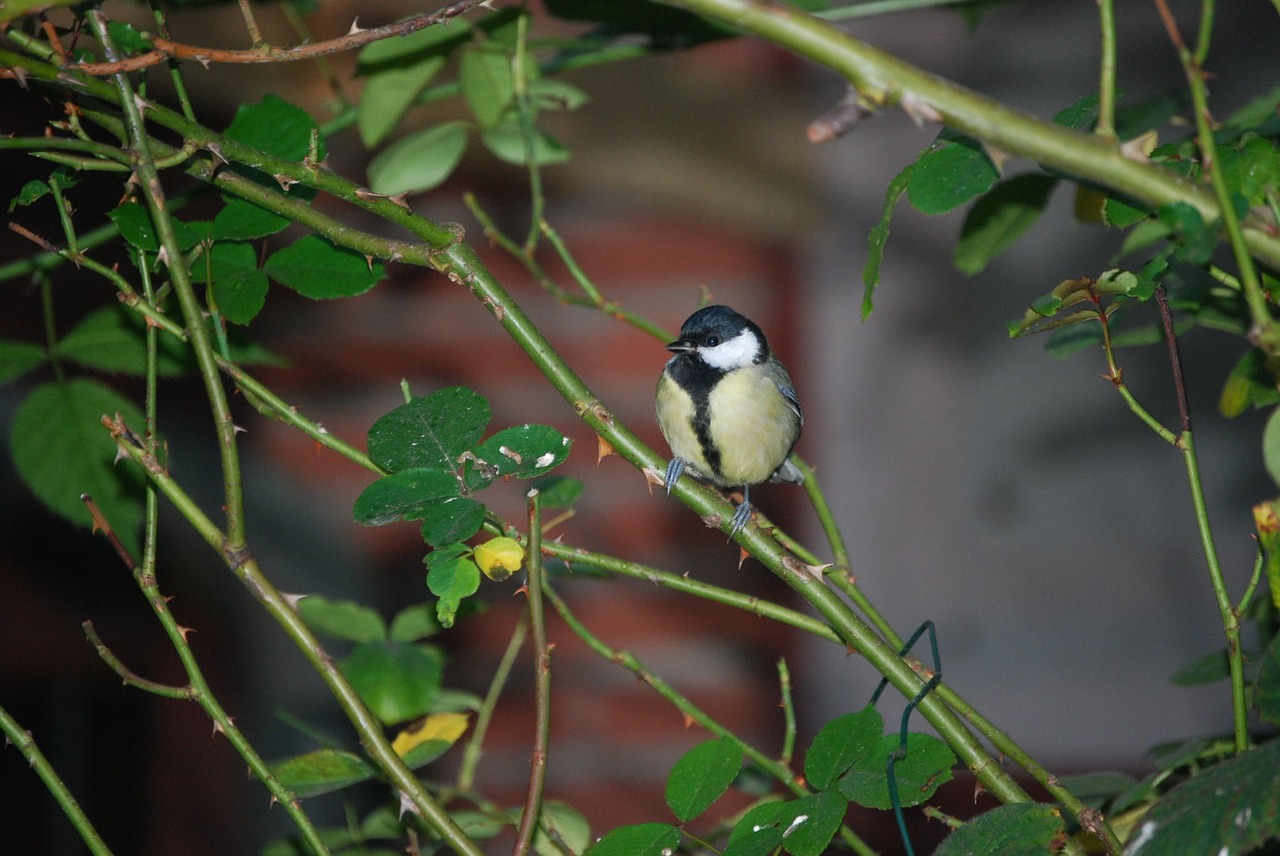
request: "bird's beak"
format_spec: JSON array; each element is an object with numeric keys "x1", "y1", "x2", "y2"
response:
[{"x1": 665, "y1": 337, "x2": 694, "y2": 353}]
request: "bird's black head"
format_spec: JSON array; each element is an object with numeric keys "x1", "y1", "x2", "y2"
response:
[{"x1": 666, "y1": 305, "x2": 769, "y2": 369}]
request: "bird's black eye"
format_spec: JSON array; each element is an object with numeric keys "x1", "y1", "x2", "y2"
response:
[{"x1": 706, "y1": 335, "x2": 720, "y2": 347}]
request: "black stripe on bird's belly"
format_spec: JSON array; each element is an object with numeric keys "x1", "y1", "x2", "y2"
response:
[{"x1": 667, "y1": 354, "x2": 726, "y2": 482}]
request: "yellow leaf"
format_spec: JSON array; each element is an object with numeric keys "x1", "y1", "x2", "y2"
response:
[
  {"x1": 474, "y1": 536, "x2": 524, "y2": 581},
  {"x1": 392, "y1": 711, "x2": 469, "y2": 758}
]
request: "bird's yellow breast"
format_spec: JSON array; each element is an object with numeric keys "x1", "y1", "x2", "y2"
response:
[{"x1": 706, "y1": 366, "x2": 800, "y2": 485}]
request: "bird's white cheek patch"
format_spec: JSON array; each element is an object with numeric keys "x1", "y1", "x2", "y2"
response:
[{"x1": 700, "y1": 329, "x2": 759, "y2": 370}]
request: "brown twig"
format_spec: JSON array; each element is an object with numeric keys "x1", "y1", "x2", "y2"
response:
[
  {"x1": 36, "y1": 0, "x2": 486, "y2": 77},
  {"x1": 1155, "y1": 285, "x2": 1192, "y2": 434}
]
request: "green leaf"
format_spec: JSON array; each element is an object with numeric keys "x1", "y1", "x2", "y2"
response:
[
  {"x1": 1220, "y1": 349, "x2": 1280, "y2": 418},
  {"x1": 212, "y1": 196, "x2": 291, "y2": 240},
  {"x1": 1170, "y1": 649, "x2": 1232, "y2": 687},
  {"x1": 193, "y1": 241, "x2": 270, "y2": 325},
  {"x1": 933, "y1": 803, "x2": 1066, "y2": 856},
  {"x1": 459, "y1": 42, "x2": 515, "y2": 130},
  {"x1": 837, "y1": 732, "x2": 956, "y2": 809},
  {"x1": 1264, "y1": 406, "x2": 1280, "y2": 490},
  {"x1": 777, "y1": 789, "x2": 847, "y2": 856},
  {"x1": 58, "y1": 305, "x2": 178, "y2": 376},
  {"x1": 1255, "y1": 632, "x2": 1280, "y2": 727},
  {"x1": 9, "y1": 178, "x2": 51, "y2": 211},
  {"x1": 1052, "y1": 94, "x2": 1099, "y2": 131},
  {"x1": 665, "y1": 736, "x2": 743, "y2": 822},
  {"x1": 353, "y1": 468, "x2": 461, "y2": 525},
  {"x1": 467, "y1": 424, "x2": 572, "y2": 487},
  {"x1": 531, "y1": 476, "x2": 583, "y2": 509},
  {"x1": 532, "y1": 801, "x2": 592, "y2": 856},
  {"x1": 1219, "y1": 136, "x2": 1280, "y2": 207},
  {"x1": 906, "y1": 138, "x2": 999, "y2": 215},
  {"x1": 358, "y1": 54, "x2": 448, "y2": 148},
  {"x1": 388, "y1": 603, "x2": 442, "y2": 643},
  {"x1": 106, "y1": 21, "x2": 153, "y2": 53},
  {"x1": 582, "y1": 823, "x2": 681, "y2": 856},
  {"x1": 543, "y1": 0, "x2": 731, "y2": 47},
  {"x1": 224, "y1": 93, "x2": 323, "y2": 163},
  {"x1": 1126, "y1": 740, "x2": 1280, "y2": 856},
  {"x1": 339, "y1": 641, "x2": 442, "y2": 725},
  {"x1": 954, "y1": 174, "x2": 1056, "y2": 275},
  {"x1": 725, "y1": 802, "x2": 786, "y2": 856},
  {"x1": 529, "y1": 78, "x2": 590, "y2": 112},
  {"x1": 480, "y1": 113, "x2": 570, "y2": 166},
  {"x1": 0, "y1": 338, "x2": 47, "y2": 384},
  {"x1": 357, "y1": 17, "x2": 472, "y2": 66},
  {"x1": 270, "y1": 748, "x2": 376, "y2": 799},
  {"x1": 10, "y1": 379, "x2": 146, "y2": 556},
  {"x1": 108, "y1": 202, "x2": 200, "y2": 252},
  {"x1": 420, "y1": 497, "x2": 486, "y2": 547},
  {"x1": 367, "y1": 121, "x2": 469, "y2": 196},
  {"x1": 264, "y1": 234, "x2": 385, "y2": 299},
  {"x1": 367, "y1": 387, "x2": 491, "y2": 474},
  {"x1": 862, "y1": 167, "x2": 911, "y2": 320},
  {"x1": 426, "y1": 554, "x2": 481, "y2": 628},
  {"x1": 803, "y1": 706, "x2": 881, "y2": 790},
  {"x1": 297, "y1": 595, "x2": 387, "y2": 644},
  {"x1": 1158, "y1": 202, "x2": 1217, "y2": 264}
]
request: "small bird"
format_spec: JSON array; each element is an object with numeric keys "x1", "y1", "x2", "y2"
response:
[{"x1": 656, "y1": 304, "x2": 804, "y2": 536}]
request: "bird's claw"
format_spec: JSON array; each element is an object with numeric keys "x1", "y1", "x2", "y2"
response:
[{"x1": 728, "y1": 501, "x2": 753, "y2": 537}]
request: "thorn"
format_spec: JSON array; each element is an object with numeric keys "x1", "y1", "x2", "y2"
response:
[
  {"x1": 156, "y1": 244, "x2": 170, "y2": 268},
  {"x1": 177, "y1": 624, "x2": 195, "y2": 641},
  {"x1": 133, "y1": 92, "x2": 150, "y2": 114},
  {"x1": 279, "y1": 591, "x2": 304, "y2": 609},
  {"x1": 388, "y1": 191, "x2": 412, "y2": 210},
  {"x1": 231, "y1": 422, "x2": 247, "y2": 434},
  {"x1": 348, "y1": 17, "x2": 366, "y2": 35},
  {"x1": 273, "y1": 174, "x2": 297, "y2": 192},
  {"x1": 1121, "y1": 130, "x2": 1158, "y2": 163},
  {"x1": 206, "y1": 143, "x2": 227, "y2": 165},
  {"x1": 737, "y1": 545, "x2": 748, "y2": 570},
  {"x1": 681, "y1": 712, "x2": 696, "y2": 728},
  {"x1": 900, "y1": 93, "x2": 943, "y2": 128},
  {"x1": 807, "y1": 88, "x2": 872, "y2": 143},
  {"x1": 597, "y1": 435, "x2": 617, "y2": 465}
]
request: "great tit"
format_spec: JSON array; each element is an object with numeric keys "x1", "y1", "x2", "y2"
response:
[{"x1": 656, "y1": 304, "x2": 804, "y2": 535}]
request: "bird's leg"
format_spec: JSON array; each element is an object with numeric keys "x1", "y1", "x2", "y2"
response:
[
  {"x1": 729, "y1": 484, "x2": 753, "y2": 536},
  {"x1": 664, "y1": 457, "x2": 687, "y2": 494}
]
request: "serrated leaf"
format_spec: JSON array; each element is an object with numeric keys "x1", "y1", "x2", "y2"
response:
[
  {"x1": 1126, "y1": 740, "x2": 1280, "y2": 856},
  {"x1": 934, "y1": 803, "x2": 1066, "y2": 856},
  {"x1": 803, "y1": 706, "x2": 882, "y2": 790},
  {"x1": 264, "y1": 234, "x2": 385, "y2": 300},
  {"x1": 1256, "y1": 632, "x2": 1280, "y2": 727},
  {"x1": 426, "y1": 555, "x2": 480, "y2": 628},
  {"x1": 474, "y1": 536, "x2": 524, "y2": 581},
  {"x1": 837, "y1": 732, "x2": 956, "y2": 809},
  {"x1": 297, "y1": 595, "x2": 387, "y2": 643},
  {"x1": 270, "y1": 748, "x2": 376, "y2": 799},
  {"x1": 224, "y1": 93, "x2": 323, "y2": 163},
  {"x1": 358, "y1": 54, "x2": 447, "y2": 147},
  {"x1": 468, "y1": 424, "x2": 571, "y2": 487},
  {"x1": 862, "y1": 166, "x2": 911, "y2": 320},
  {"x1": 10, "y1": 379, "x2": 146, "y2": 556},
  {"x1": 108, "y1": 202, "x2": 200, "y2": 252},
  {"x1": 388, "y1": 603, "x2": 442, "y2": 643},
  {"x1": 353, "y1": 468, "x2": 460, "y2": 525},
  {"x1": 906, "y1": 138, "x2": 999, "y2": 215},
  {"x1": 0, "y1": 338, "x2": 47, "y2": 384},
  {"x1": 367, "y1": 387, "x2": 491, "y2": 474},
  {"x1": 367, "y1": 121, "x2": 469, "y2": 196},
  {"x1": 419, "y1": 497, "x2": 486, "y2": 547},
  {"x1": 583, "y1": 823, "x2": 681, "y2": 856},
  {"x1": 777, "y1": 789, "x2": 847, "y2": 856},
  {"x1": 193, "y1": 241, "x2": 269, "y2": 325},
  {"x1": 459, "y1": 42, "x2": 515, "y2": 130},
  {"x1": 480, "y1": 114, "x2": 570, "y2": 166},
  {"x1": 954, "y1": 174, "x2": 1056, "y2": 275},
  {"x1": 391, "y1": 711, "x2": 468, "y2": 768},
  {"x1": 665, "y1": 736, "x2": 743, "y2": 822},
  {"x1": 212, "y1": 196, "x2": 291, "y2": 240},
  {"x1": 339, "y1": 641, "x2": 442, "y2": 725}
]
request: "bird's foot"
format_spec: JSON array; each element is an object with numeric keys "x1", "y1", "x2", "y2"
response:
[
  {"x1": 728, "y1": 500, "x2": 754, "y2": 537},
  {"x1": 664, "y1": 458, "x2": 686, "y2": 494}
]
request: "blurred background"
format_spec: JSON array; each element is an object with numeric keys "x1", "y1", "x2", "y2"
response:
[{"x1": 1, "y1": 0, "x2": 1277, "y2": 853}]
